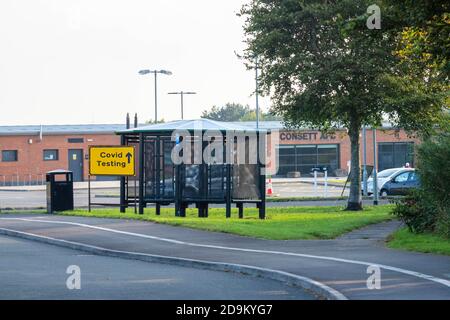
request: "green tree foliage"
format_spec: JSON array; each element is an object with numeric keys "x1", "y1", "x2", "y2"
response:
[
  {"x1": 240, "y1": 0, "x2": 446, "y2": 210},
  {"x1": 393, "y1": 115, "x2": 450, "y2": 238},
  {"x1": 201, "y1": 103, "x2": 251, "y2": 121},
  {"x1": 381, "y1": 0, "x2": 449, "y2": 134},
  {"x1": 384, "y1": 0, "x2": 449, "y2": 81},
  {"x1": 201, "y1": 102, "x2": 281, "y2": 121},
  {"x1": 145, "y1": 118, "x2": 165, "y2": 124}
]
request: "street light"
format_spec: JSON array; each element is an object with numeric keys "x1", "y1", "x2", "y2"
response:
[
  {"x1": 372, "y1": 127, "x2": 379, "y2": 205},
  {"x1": 168, "y1": 91, "x2": 197, "y2": 120},
  {"x1": 362, "y1": 126, "x2": 368, "y2": 196},
  {"x1": 255, "y1": 56, "x2": 260, "y2": 129},
  {"x1": 138, "y1": 69, "x2": 172, "y2": 122}
]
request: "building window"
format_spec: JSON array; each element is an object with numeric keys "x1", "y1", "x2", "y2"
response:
[
  {"x1": 2, "y1": 150, "x2": 18, "y2": 162},
  {"x1": 43, "y1": 149, "x2": 59, "y2": 161},
  {"x1": 68, "y1": 138, "x2": 84, "y2": 143},
  {"x1": 277, "y1": 144, "x2": 339, "y2": 176},
  {"x1": 378, "y1": 142, "x2": 414, "y2": 171}
]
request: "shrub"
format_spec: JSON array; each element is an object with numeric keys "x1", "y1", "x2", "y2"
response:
[
  {"x1": 392, "y1": 115, "x2": 450, "y2": 239},
  {"x1": 392, "y1": 190, "x2": 438, "y2": 234}
]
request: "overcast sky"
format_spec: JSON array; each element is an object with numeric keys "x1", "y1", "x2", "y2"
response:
[{"x1": 0, "y1": 0, "x2": 270, "y2": 125}]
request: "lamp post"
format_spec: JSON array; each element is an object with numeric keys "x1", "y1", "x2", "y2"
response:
[
  {"x1": 372, "y1": 127, "x2": 379, "y2": 205},
  {"x1": 138, "y1": 69, "x2": 172, "y2": 122},
  {"x1": 168, "y1": 91, "x2": 197, "y2": 120},
  {"x1": 362, "y1": 126, "x2": 368, "y2": 196},
  {"x1": 255, "y1": 56, "x2": 260, "y2": 129}
]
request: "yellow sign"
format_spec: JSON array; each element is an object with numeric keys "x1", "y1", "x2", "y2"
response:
[{"x1": 89, "y1": 146, "x2": 135, "y2": 176}]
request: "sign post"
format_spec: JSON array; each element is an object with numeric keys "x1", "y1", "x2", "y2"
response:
[{"x1": 88, "y1": 146, "x2": 136, "y2": 211}]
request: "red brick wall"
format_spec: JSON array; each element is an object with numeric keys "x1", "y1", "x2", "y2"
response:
[
  {"x1": 360, "y1": 128, "x2": 419, "y2": 167},
  {"x1": 0, "y1": 134, "x2": 120, "y2": 183}
]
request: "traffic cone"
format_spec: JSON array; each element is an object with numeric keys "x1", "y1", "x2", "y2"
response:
[{"x1": 266, "y1": 176, "x2": 274, "y2": 196}]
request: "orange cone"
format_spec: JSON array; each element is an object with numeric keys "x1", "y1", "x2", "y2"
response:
[{"x1": 266, "y1": 177, "x2": 274, "y2": 196}]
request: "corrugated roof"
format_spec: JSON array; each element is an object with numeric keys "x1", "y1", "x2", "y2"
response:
[
  {"x1": 117, "y1": 119, "x2": 267, "y2": 134},
  {"x1": 0, "y1": 120, "x2": 398, "y2": 136},
  {"x1": 0, "y1": 124, "x2": 128, "y2": 136}
]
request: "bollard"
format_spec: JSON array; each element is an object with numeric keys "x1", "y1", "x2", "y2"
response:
[{"x1": 313, "y1": 170, "x2": 318, "y2": 195}]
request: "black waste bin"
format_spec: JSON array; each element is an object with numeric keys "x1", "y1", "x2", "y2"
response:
[{"x1": 46, "y1": 170, "x2": 74, "y2": 213}]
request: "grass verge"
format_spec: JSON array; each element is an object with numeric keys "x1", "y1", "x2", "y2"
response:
[
  {"x1": 387, "y1": 228, "x2": 450, "y2": 256},
  {"x1": 60, "y1": 205, "x2": 394, "y2": 240}
]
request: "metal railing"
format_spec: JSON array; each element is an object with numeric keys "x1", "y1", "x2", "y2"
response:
[{"x1": 0, "y1": 174, "x2": 46, "y2": 186}]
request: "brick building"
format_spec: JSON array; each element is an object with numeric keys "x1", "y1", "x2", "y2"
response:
[
  {"x1": 232, "y1": 121, "x2": 419, "y2": 177},
  {"x1": 0, "y1": 122, "x2": 419, "y2": 185},
  {"x1": 0, "y1": 124, "x2": 124, "y2": 185}
]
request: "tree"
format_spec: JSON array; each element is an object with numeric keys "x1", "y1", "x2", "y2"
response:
[
  {"x1": 201, "y1": 103, "x2": 251, "y2": 121},
  {"x1": 384, "y1": 0, "x2": 449, "y2": 81},
  {"x1": 145, "y1": 118, "x2": 165, "y2": 124},
  {"x1": 240, "y1": 0, "x2": 445, "y2": 210},
  {"x1": 201, "y1": 102, "x2": 282, "y2": 121},
  {"x1": 240, "y1": 110, "x2": 282, "y2": 121}
]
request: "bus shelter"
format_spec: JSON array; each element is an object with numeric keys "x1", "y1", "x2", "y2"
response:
[{"x1": 116, "y1": 119, "x2": 267, "y2": 219}]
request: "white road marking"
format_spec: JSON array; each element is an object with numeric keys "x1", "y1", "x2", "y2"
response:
[{"x1": 1, "y1": 217, "x2": 450, "y2": 289}]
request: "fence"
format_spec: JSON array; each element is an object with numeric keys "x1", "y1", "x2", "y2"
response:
[{"x1": 0, "y1": 174, "x2": 46, "y2": 186}]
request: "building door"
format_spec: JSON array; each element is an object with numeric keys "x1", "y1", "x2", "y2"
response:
[{"x1": 68, "y1": 149, "x2": 83, "y2": 181}]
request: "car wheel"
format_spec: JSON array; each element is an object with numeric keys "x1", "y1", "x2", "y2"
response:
[{"x1": 380, "y1": 189, "x2": 388, "y2": 197}]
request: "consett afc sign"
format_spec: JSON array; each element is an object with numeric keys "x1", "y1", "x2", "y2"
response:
[{"x1": 89, "y1": 146, "x2": 135, "y2": 176}]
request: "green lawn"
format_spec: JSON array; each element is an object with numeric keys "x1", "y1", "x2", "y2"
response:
[
  {"x1": 60, "y1": 205, "x2": 394, "y2": 240},
  {"x1": 387, "y1": 228, "x2": 450, "y2": 256}
]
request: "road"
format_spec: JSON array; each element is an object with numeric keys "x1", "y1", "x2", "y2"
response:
[
  {"x1": 0, "y1": 234, "x2": 313, "y2": 300},
  {"x1": 0, "y1": 188, "x2": 119, "y2": 209},
  {"x1": 0, "y1": 184, "x2": 389, "y2": 209},
  {"x1": 1, "y1": 214, "x2": 449, "y2": 300}
]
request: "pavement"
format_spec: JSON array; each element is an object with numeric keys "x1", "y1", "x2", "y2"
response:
[
  {"x1": 0, "y1": 213, "x2": 449, "y2": 300},
  {"x1": 0, "y1": 234, "x2": 313, "y2": 300}
]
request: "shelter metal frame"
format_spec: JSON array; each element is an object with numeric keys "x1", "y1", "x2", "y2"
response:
[{"x1": 117, "y1": 123, "x2": 267, "y2": 219}]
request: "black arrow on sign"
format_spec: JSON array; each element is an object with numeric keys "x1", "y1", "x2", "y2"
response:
[{"x1": 125, "y1": 152, "x2": 132, "y2": 164}]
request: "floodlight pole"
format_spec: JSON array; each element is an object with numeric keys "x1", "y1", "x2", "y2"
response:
[
  {"x1": 255, "y1": 56, "x2": 260, "y2": 129},
  {"x1": 154, "y1": 72, "x2": 158, "y2": 122},
  {"x1": 362, "y1": 126, "x2": 368, "y2": 196},
  {"x1": 138, "y1": 69, "x2": 172, "y2": 123},
  {"x1": 373, "y1": 127, "x2": 379, "y2": 205},
  {"x1": 168, "y1": 91, "x2": 197, "y2": 120}
]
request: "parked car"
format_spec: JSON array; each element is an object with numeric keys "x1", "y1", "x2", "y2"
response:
[
  {"x1": 379, "y1": 169, "x2": 420, "y2": 197},
  {"x1": 362, "y1": 167, "x2": 415, "y2": 196}
]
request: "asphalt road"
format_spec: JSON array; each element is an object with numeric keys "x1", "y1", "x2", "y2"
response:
[
  {"x1": 1, "y1": 214, "x2": 449, "y2": 300},
  {"x1": 0, "y1": 185, "x2": 388, "y2": 209},
  {"x1": 0, "y1": 188, "x2": 119, "y2": 209},
  {"x1": 0, "y1": 234, "x2": 314, "y2": 300}
]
